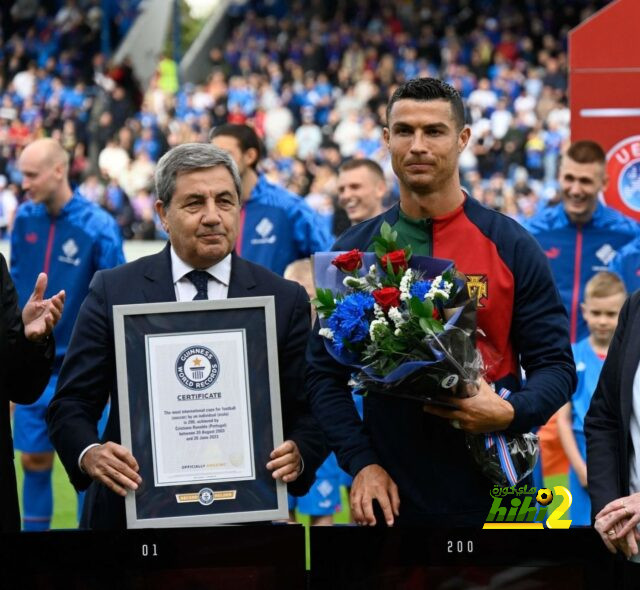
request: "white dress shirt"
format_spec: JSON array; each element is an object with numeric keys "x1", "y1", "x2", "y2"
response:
[{"x1": 170, "y1": 247, "x2": 231, "y2": 301}]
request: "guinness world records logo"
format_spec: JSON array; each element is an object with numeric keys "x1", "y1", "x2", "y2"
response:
[
  {"x1": 175, "y1": 346, "x2": 219, "y2": 390},
  {"x1": 605, "y1": 135, "x2": 640, "y2": 220}
]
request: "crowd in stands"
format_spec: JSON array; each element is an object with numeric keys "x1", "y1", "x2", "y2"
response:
[{"x1": 0, "y1": 0, "x2": 610, "y2": 241}]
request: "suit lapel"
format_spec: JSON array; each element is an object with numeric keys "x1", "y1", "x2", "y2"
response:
[
  {"x1": 620, "y1": 300, "x2": 640, "y2": 431},
  {"x1": 227, "y1": 252, "x2": 257, "y2": 299},
  {"x1": 141, "y1": 243, "x2": 177, "y2": 303}
]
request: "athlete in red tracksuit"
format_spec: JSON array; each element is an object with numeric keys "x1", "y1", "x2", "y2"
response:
[{"x1": 306, "y1": 78, "x2": 576, "y2": 527}]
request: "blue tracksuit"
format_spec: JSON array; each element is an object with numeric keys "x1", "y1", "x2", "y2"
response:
[
  {"x1": 609, "y1": 236, "x2": 640, "y2": 293},
  {"x1": 10, "y1": 191, "x2": 125, "y2": 365},
  {"x1": 524, "y1": 202, "x2": 638, "y2": 342},
  {"x1": 568, "y1": 338, "x2": 605, "y2": 525},
  {"x1": 238, "y1": 175, "x2": 332, "y2": 275}
]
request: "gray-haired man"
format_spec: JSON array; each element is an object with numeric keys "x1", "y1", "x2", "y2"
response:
[{"x1": 47, "y1": 143, "x2": 327, "y2": 529}]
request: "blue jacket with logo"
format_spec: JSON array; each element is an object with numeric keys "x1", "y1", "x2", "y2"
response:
[
  {"x1": 609, "y1": 235, "x2": 640, "y2": 293},
  {"x1": 10, "y1": 191, "x2": 125, "y2": 365},
  {"x1": 238, "y1": 175, "x2": 332, "y2": 275},
  {"x1": 524, "y1": 202, "x2": 638, "y2": 342}
]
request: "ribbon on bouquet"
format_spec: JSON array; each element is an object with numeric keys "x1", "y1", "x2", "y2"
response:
[{"x1": 484, "y1": 388, "x2": 519, "y2": 487}]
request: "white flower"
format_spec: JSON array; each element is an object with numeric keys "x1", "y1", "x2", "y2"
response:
[
  {"x1": 369, "y1": 318, "x2": 388, "y2": 341},
  {"x1": 394, "y1": 328, "x2": 402, "y2": 336},
  {"x1": 426, "y1": 276, "x2": 453, "y2": 301},
  {"x1": 373, "y1": 303, "x2": 385, "y2": 318},
  {"x1": 319, "y1": 327, "x2": 334, "y2": 340},
  {"x1": 387, "y1": 306, "x2": 406, "y2": 327},
  {"x1": 368, "y1": 264, "x2": 377, "y2": 275}
]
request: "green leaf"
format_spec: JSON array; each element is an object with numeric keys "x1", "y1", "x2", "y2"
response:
[
  {"x1": 404, "y1": 245, "x2": 413, "y2": 262},
  {"x1": 419, "y1": 317, "x2": 444, "y2": 334},
  {"x1": 421, "y1": 298, "x2": 434, "y2": 318},
  {"x1": 410, "y1": 296, "x2": 428, "y2": 318},
  {"x1": 380, "y1": 221, "x2": 392, "y2": 240},
  {"x1": 315, "y1": 288, "x2": 335, "y2": 306},
  {"x1": 386, "y1": 258, "x2": 395, "y2": 276},
  {"x1": 374, "y1": 244, "x2": 387, "y2": 259}
]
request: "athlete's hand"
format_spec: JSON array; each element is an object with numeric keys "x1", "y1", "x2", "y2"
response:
[
  {"x1": 350, "y1": 464, "x2": 400, "y2": 526},
  {"x1": 424, "y1": 378, "x2": 514, "y2": 433}
]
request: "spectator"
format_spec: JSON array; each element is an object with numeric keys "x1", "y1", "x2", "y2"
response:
[{"x1": 210, "y1": 123, "x2": 332, "y2": 276}]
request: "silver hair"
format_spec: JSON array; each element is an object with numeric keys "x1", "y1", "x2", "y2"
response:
[{"x1": 154, "y1": 143, "x2": 243, "y2": 208}]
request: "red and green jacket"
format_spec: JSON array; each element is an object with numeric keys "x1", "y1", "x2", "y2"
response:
[{"x1": 306, "y1": 196, "x2": 576, "y2": 525}]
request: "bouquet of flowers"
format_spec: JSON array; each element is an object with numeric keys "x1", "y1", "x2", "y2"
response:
[{"x1": 312, "y1": 222, "x2": 538, "y2": 487}]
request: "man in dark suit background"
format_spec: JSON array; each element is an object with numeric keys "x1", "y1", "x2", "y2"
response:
[
  {"x1": 47, "y1": 143, "x2": 327, "y2": 529},
  {"x1": 1, "y1": 256, "x2": 65, "y2": 532}
]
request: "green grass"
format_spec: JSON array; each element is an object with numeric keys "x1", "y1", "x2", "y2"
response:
[{"x1": 14, "y1": 451, "x2": 79, "y2": 529}]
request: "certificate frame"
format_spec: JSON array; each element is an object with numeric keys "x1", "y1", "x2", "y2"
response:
[{"x1": 114, "y1": 297, "x2": 288, "y2": 528}]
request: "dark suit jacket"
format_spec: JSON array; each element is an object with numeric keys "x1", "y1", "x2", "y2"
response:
[
  {"x1": 47, "y1": 245, "x2": 327, "y2": 529},
  {"x1": 1, "y1": 254, "x2": 54, "y2": 532},
  {"x1": 585, "y1": 290, "x2": 640, "y2": 520}
]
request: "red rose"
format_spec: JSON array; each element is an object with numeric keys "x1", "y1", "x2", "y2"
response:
[
  {"x1": 381, "y1": 250, "x2": 408, "y2": 274},
  {"x1": 373, "y1": 287, "x2": 402, "y2": 311},
  {"x1": 331, "y1": 249, "x2": 363, "y2": 272}
]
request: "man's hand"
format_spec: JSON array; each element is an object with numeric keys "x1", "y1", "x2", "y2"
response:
[
  {"x1": 595, "y1": 494, "x2": 640, "y2": 558},
  {"x1": 81, "y1": 442, "x2": 142, "y2": 497},
  {"x1": 350, "y1": 464, "x2": 400, "y2": 526},
  {"x1": 423, "y1": 378, "x2": 514, "y2": 433},
  {"x1": 267, "y1": 440, "x2": 302, "y2": 483},
  {"x1": 22, "y1": 272, "x2": 65, "y2": 342}
]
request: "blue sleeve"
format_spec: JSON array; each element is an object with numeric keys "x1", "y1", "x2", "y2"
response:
[
  {"x1": 291, "y1": 200, "x2": 333, "y2": 259},
  {"x1": 506, "y1": 231, "x2": 577, "y2": 432},
  {"x1": 608, "y1": 249, "x2": 640, "y2": 293},
  {"x1": 94, "y1": 217, "x2": 126, "y2": 270},
  {"x1": 9, "y1": 213, "x2": 22, "y2": 275}
]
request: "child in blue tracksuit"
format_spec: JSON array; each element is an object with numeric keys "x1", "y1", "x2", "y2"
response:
[{"x1": 557, "y1": 271, "x2": 627, "y2": 525}]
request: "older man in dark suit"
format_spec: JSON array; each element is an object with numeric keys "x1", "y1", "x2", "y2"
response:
[
  {"x1": 1, "y1": 256, "x2": 64, "y2": 531},
  {"x1": 47, "y1": 143, "x2": 327, "y2": 529}
]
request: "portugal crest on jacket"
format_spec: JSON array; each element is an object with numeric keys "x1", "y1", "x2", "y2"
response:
[{"x1": 466, "y1": 274, "x2": 488, "y2": 308}]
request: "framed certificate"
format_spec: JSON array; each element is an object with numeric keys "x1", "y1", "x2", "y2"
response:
[{"x1": 113, "y1": 297, "x2": 288, "y2": 528}]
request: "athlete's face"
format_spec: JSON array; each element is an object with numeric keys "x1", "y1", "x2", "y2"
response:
[
  {"x1": 559, "y1": 156, "x2": 607, "y2": 225},
  {"x1": 210, "y1": 135, "x2": 254, "y2": 180},
  {"x1": 337, "y1": 166, "x2": 386, "y2": 224},
  {"x1": 155, "y1": 166, "x2": 240, "y2": 269},
  {"x1": 383, "y1": 99, "x2": 469, "y2": 195},
  {"x1": 581, "y1": 292, "x2": 625, "y2": 349},
  {"x1": 19, "y1": 145, "x2": 64, "y2": 206}
]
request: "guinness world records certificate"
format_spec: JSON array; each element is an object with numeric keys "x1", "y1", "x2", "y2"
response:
[{"x1": 114, "y1": 297, "x2": 288, "y2": 528}]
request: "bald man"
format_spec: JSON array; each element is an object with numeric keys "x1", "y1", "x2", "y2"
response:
[{"x1": 11, "y1": 138, "x2": 125, "y2": 530}]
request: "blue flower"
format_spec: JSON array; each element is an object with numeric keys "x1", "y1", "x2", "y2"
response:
[
  {"x1": 327, "y1": 292, "x2": 375, "y2": 352},
  {"x1": 410, "y1": 280, "x2": 432, "y2": 300}
]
